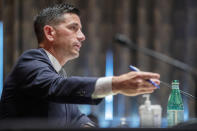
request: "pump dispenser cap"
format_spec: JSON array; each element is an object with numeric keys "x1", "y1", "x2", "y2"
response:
[{"x1": 143, "y1": 94, "x2": 151, "y2": 106}]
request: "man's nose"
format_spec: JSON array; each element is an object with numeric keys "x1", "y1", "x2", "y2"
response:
[{"x1": 77, "y1": 30, "x2": 86, "y2": 42}]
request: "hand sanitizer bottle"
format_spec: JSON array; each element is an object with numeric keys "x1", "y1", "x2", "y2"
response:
[{"x1": 139, "y1": 94, "x2": 162, "y2": 128}]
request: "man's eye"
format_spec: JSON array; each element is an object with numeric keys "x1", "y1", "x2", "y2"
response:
[{"x1": 70, "y1": 26, "x2": 77, "y2": 30}]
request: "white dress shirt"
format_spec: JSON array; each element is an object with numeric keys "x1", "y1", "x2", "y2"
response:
[{"x1": 43, "y1": 49, "x2": 116, "y2": 99}]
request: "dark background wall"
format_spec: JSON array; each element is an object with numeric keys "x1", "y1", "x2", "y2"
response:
[{"x1": 1, "y1": 0, "x2": 197, "y2": 127}]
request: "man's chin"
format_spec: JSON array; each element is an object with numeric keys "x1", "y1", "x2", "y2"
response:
[
  {"x1": 74, "y1": 54, "x2": 79, "y2": 58},
  {"x1": 74, "y1": 52, "x2": 79, "y2": 58},
  {"x1": 70, "y1": 53, "x2": 79, "y2": 60}
]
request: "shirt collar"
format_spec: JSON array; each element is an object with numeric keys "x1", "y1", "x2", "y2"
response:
[{"x1": 43, "y1": 48, "x2": 62, "y2": 73}]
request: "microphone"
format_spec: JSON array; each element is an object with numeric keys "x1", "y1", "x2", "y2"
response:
[
  {"x1": 114, "y1": 33, "x2": 197, "y2": 76},
  {"x1": 114, "y1": 34, "x2": 140, "y2": 51},
  {"x1": 114, "y1": 34, "x2": 132, "y2": 47}
]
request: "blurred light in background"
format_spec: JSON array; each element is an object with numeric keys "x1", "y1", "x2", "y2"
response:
[
  {"x1": 182, "y1": 82, "x2": 189, "y2": 121},
  {"x1": 0, "y1": 22, "x2": 3, "y2": 98},
  {"x1": 78, "y1": 105, "x2": 91, "y2": 115},
  {"x1": 184, "y1": 98, "x2": 189, "y2": 121},
  {"x1": 129, "y1": 98, "x2": 140, "y2": 127},
  {"x1": 105, "y1": 49, "x2": 113, "y2": 120},
  {"x1": 129, "y1": 114, "x2": 140, "y2": 127}
]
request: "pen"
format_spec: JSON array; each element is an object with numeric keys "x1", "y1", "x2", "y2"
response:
[{"x1": 129, "y1": 65, "x2": 160, "y2": 89}]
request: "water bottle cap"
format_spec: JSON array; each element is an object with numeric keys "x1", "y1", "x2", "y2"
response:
[{"x1": 172, "y1": 80, "x2": 179, "y2": 83}]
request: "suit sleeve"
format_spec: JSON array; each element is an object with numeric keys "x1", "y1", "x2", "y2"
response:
[
  {"x1": 9, "y1": 54, "x2": 102, "y2": 105},
  {"x1": 69, "y1": 104, "x2": 97, "y2": 127}
]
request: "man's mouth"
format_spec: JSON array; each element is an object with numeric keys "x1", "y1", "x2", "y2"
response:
[{"x1": 74, "y1": 44, "x2": 81, "y2": 51}]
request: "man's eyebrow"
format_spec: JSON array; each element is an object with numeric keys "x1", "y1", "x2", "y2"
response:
[{"x1": 68, "y1": 22, "x2": 82, "y2": 29}]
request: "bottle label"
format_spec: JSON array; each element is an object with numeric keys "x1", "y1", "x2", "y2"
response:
[
  {"x1": 167, "y1": 110, "x2": 184, "y2": 127},
  {"x1": 172, "y1": 85, "x2": 179, "y2": 89}
]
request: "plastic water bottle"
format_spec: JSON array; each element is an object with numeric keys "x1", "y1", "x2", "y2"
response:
[{"x1": 167, "y1": 80, "x2": 184, "y2": 127}]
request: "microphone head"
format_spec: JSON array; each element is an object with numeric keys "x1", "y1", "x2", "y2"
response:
[{"x1": 114, "y1": 34, "x2": 132, "y2": 47}]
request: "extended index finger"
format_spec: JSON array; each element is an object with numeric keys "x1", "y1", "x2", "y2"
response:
[{"x1": 135, "y1": 71, "x2": 160, "y2": 80}]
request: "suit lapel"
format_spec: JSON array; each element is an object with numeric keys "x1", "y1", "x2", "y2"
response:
[{"x1": 38, "y1": 48, "x2": 59, "y2": 74}]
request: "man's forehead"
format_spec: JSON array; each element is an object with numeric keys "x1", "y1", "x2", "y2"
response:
[{"x1": 62, "y1": 13, "x2": 82, "y2": 26}]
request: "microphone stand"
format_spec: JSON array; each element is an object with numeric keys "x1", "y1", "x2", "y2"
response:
[{"x1": 114, "y1": 33, "x2": 197, "y2": 77}]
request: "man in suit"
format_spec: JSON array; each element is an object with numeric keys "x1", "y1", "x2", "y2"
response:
[{"x1": 0, "y1": 3, "x2": 160, "y2": 128}]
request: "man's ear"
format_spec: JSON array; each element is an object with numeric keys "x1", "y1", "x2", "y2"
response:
[{"x1": 43, "y1": 25, "x2": 56, "y2": 42}]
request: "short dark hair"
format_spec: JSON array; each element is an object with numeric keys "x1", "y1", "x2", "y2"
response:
[{"x1": 34, "y1": 3, "x2": 80, "y2": 43}]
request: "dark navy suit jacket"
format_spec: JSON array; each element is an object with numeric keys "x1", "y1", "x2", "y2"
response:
[{"x1": 0, "y1": 48, "x2": 102, "y2": 127}]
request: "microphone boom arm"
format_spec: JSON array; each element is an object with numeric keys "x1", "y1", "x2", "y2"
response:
[{"x1": 114, "y1": 34, "x2": 197, "y2": 76}]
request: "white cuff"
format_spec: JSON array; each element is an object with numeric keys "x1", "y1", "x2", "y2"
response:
[{"x1": 92, "y1": 76, "x2": 117, "y2": 99}]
